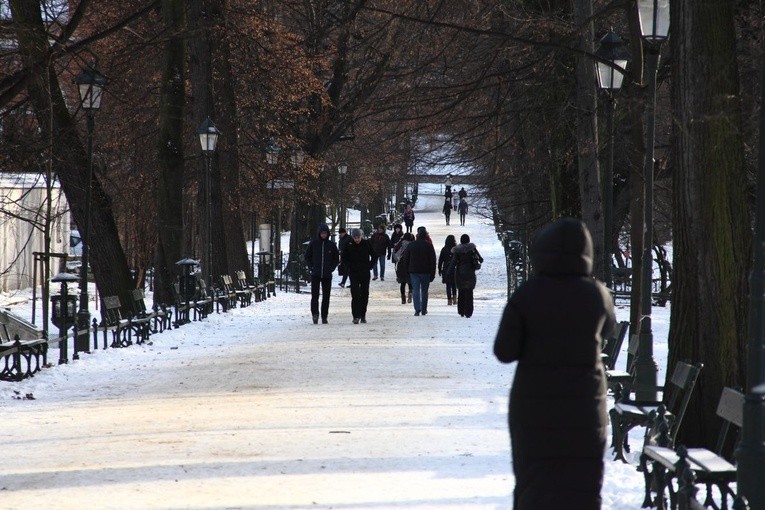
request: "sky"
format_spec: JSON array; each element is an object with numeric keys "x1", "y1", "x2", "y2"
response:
[{"x1": 0, "y1": 184, "x2": 673, "y2": 509}]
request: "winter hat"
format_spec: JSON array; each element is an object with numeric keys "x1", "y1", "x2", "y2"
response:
[
  {"x1": 318, "y1": 224, "x2": 330, "y2": 236},
  {"x1": 460, "y1": 234, "x2": 470, "y2": 244},
  {"x1": 339, "y1": 227, "x2": 347, "y2": 234},
  {"x1": 351, "y1": 228, "x2": 362, "y2": 238},
  {"x1": 417, "y1": 226, "x2": 428, "y2": 236}
]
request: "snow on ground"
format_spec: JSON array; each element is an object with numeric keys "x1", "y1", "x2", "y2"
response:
[{"x1": 0, "y1": 186, "x2": 663, "y2": 509}]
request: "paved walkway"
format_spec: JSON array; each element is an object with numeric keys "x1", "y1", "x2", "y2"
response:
[{"x1": 1, "y1": 194, "x2": 516, "y2": 509}]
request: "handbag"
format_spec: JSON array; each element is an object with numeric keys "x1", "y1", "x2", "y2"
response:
[{"x1": 472, "y1": 251, "x2": 482, "y2": 271}]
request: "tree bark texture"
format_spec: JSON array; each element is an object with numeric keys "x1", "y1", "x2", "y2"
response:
[
  {"x1": 571, "y1": 0, "x2": 604, "y2": 281},
  {"x1": 9, "y1": 0, "x2": 135, "y2": 312},
  {"x1": 669, "y1": 0, "x2": 750, "y2": 447},
  {"x1": 154, "y1": 0, "x2": 186, "y2": 304}
]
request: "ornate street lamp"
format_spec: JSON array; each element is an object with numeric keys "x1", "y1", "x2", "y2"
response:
[
  {"x1": 73, "y1": 64, "x2": 106, "y2": 344},
  {"x1": 634, "y1": 0, "x2": 669, "y2": 402},
  {"x1": 595, "y1": 31, "x2": 630, "y2": 289},
  {"x1": 338, "y1": 163, "x2": 348, "y2": 230},
  {"x1": 197, "y1": 117, "x2": 220, "y2": 288}
]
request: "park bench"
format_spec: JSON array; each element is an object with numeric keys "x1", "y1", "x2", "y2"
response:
[
  {"x1": 129, "y1": 288, "x2": 170, "y2": 335},
  {"x1": 172, "y1": 282, "x2": 191, "y2": 326},
  {"x1": 238, "y1": 270, "x2": 268, "y2": 301},
  {"x1": 227, "y1": 273, "x2": 251, "y2": 307},
  {"x1": 0, "y1": 335, "x2": 48, "y2": 381},
  {"x1": 100, "y1": 295, "x2": 131, "y2": 348},
  {"x1": 610, "y1": 360, "x2": 704, "y2": 463},
  {"x1": 219, "y1": 275, "x2": 239, "y2": 310},
  {"x1": 602, "y1": 320, "x2": 630, "y2": 370},
  {"x1": 0, "y1": 311, "x2": 48, "y2": 381},
  {"x1": 640, "y1": 387, "x2": 744, "y2": 510},
  {"x1": 197, "y1": 279, "x2": 222, "y2": 315},
  {"x1": 606, "y1": 333, "x2": 640, "y2": 393}
]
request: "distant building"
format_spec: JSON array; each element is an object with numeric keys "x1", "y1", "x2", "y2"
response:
[{"x1": 0, "y1": 173, "x2": 71, "y2": 292}]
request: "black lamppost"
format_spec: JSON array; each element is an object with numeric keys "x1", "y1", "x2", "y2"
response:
[
  {"x1": 51, "y1": 272, "x2": 79, "y2": 365},
  {"x1": 197, "y1": 117, "x2": 220, "y2": 288},
  {"x1": 73, "y1": 64, "x2": 106, "y2": 337},
  {"x1": 338, "y1": 163, "x2": 348, "y2": 230},
  {"x1": 634, "y1": 0, "x2": 669, "y2": 401},
  {"x1": 737, "y1": 37, "x2": 765, "y2": 510},
  {"x1": 595, "y1": 31, "x2": 630, "y2": 289}
]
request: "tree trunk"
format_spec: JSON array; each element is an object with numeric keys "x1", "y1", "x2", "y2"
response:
[
  {"x1": 187, "y1": 0, "x2": 229, "y2": 288},
  {"x1": 208, "y1": 0, "x2": 250, "y2": 280},
  {"x1": 669, "y1": 0, "x2": 750, "y2": 447},
  {"x1": 10, "y1": 0, "x2": 135, "y2": 313},
  {"x1": 154, "y1": 0, "x2": 186, "y2": 305},
  {"x1": 571, "y1": 0, "x2": 603, "y2": 281}
]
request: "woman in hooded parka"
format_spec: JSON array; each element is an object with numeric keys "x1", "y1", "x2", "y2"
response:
[{"x1": 493, "y1": 218, "x2": 615, "y2": 510}]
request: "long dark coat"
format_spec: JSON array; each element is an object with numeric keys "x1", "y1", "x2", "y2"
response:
[{"x1": 493, "y1": 218, "x2": 615, "y2": 510}]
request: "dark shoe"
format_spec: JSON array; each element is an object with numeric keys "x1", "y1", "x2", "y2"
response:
[
  {"x1": 372, "y1": 276, "x2": 378, "y2": 281},
  {"x1": 322, "y1": 318, "x2": 328, "y2": 324},
  {"x1": 338, "y1": 283, "x2": 345, "y2": 288},
  {"x1": 407, "y1": 291, "x2": 412, "y2": 303},
  {"x1": 401, "y1": 296, "x2": 406, "y2": 304},
  {"x1": 414, "y1": 311, "x2": 420, "y2": 316},
  {"x1": 380, "y1": 277, "x2": 384, "y2": 281},
  {"x1": 422, "y1": 310, "x2": 428, "y2": 316},
  {"x1": 361, "y1": 317, "x2": 367, "y2": 323},
  {"x1": 353, "y1": 318, "x2": 360, "y2": 324},
  {"x1": 312, "y1": 314, "x2": 319, "y2": 324}
]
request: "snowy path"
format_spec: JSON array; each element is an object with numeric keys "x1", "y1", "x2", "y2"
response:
[{"x1": 1, "y1": 192, "x2": 647, "y2": 509}]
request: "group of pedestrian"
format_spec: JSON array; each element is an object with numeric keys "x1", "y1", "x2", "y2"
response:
[
  {"x1": 443, "y1": 187, "x2": 469, "y2": 226},
  {"x1": 305, "y1": 216, "x2": 483, "y2": 323}
]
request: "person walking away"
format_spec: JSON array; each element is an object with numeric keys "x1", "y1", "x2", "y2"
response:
[
  {"x1": 337, "y1": 228, "x2": 351, "y2": 288},
  {"x1": 458, "y1": 186, "x2": 467, "y2": 202},
  {"x1": 493, "y1": 218, "x2": 615, "y2": 510},
  {"x1": 396, "y1": 227, "x2": 436, "y2": 316},
  {"x1": 342, "y1": 228, "x2": 375, "y2": 324},
  {"x1": 449, "y1": 234, "x2": 483, "y2": 318},
  {"x1": 458, "y1": 199, "x2": 468, "y2": 226},
  {"x1": 443, "y1": 200, "x2": 452, "y2": 225},
  {"x1": 304, "y1": 224, "x2": 339, "y2": 324},
  {"x1": 438, "y1": 235, "x2": 457, "y2": 305},
  {"x1": 392, "y1": 232, "x2": 414, "y2": 304},
  {"x1": 370, "y1": 224, "x2": 391, "y2": 281},
  {"x1": 403, "y1": 204, "x2": 415, "y2": 233}
]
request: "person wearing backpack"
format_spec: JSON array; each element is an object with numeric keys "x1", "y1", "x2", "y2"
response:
[{"x1": 448, "y1": 234, "x2": 483, "y2": 318}]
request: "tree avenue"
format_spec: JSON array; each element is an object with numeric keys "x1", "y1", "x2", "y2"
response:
[{"x1": 0, "y1": 0, "x2": 763, "y2": 449}]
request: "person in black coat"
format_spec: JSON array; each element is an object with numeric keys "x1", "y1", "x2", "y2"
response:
[
  {"x1": 342, "y1": 228, "x2": 375, "y2": 324},
  {"x1": 493, "y1": 218, "x2": 616, "y2": 510},
  {"x1": 304, "y1": 224, "x2": 339, "y2": 324},
  {"x1": 396, "y1": 227, "x2": 436, "y2": 316},
  {"x1": 337, "y1": 228, "x2": 351, "y2": 287},
  {"x1": 437, "y1": 235, "x2": 457, "y2": 305},
  {"x1": 388, "y1": 224, "x2": 403, "y2": 259},
  {"x1": 448, "y1": 234, "x2": 483, "y2": 318}
]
